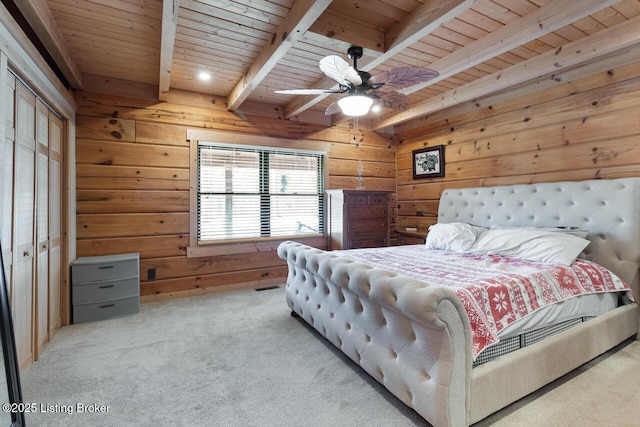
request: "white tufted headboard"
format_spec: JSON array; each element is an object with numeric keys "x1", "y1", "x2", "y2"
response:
[{"x1": 438, "y1": 178, "x2": 640, "y2": 302}]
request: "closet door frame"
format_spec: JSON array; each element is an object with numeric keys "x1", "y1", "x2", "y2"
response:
[
  {"x1": 0, "y1": 12, "x2": 75, "y2": 371},
  {"x1": 1, "y1": 67, "x2": 70, "y2": 370}
]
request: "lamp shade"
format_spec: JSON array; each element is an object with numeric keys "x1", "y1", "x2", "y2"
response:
[{"x1": 337, "y1": 95, "x2": 373, "y2": 116}]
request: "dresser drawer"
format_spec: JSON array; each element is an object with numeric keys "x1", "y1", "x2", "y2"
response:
[
  {"x1": 345, "y1": 193, "x2": 388, "y2": 206},
  {"x1": 368, "y1": 194, "x2": 388, "y2": 205},
  {"x1": 346, "y1": 194, "x2": 370, "y2": 206},
  {"x1": 349, "y1": 236, "x2": 389, "y2": 249},
  {"x1": 348, "y1": 219, "x2": 388, "y2": 235},
  {"x1": 72, "y1": 277, "x2": 139, "y2": 304},
  {"x1": 73, "y1": 296, "x2": 140, "y2": 324},
  {"x1": 72, "y1": 253, "x2": 139, "y2": 284},
  {"x1": 348, "y1": 206, "x2": 388, "y2": 219}
]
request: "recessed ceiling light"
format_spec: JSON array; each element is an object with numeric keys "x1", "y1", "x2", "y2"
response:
[{"x1": 198, "y1": 71, "x2": 211, "y2": 81}]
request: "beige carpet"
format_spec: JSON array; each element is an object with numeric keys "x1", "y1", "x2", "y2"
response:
[
  {"x1": 475, "y1": 337, "x2": 640, "y2": 426},
  {"x1": 20, "y1": 286, "x2": 640, "y2": 426}
]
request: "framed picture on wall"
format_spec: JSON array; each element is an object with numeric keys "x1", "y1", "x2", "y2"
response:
[{"x1": 413, "y1": 145, "x2": 445, "y2": 179}]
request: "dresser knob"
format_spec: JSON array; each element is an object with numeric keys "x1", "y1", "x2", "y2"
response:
[{"x1": 23, "y1": 250, "x2": 30, "y2": 257}]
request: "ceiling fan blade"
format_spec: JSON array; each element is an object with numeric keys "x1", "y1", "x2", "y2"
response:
[
  {"x1": 324, "y1": 101, "x2": 342, "y2": 115},
  {"x1": 368, "y1": 67, "x2": 439, "y2": 91},
  {"x1": 372, "y1": 91, "x2": 411, "y2": 110},
  {"x1": 274, "y1": 89, "x2": 342, "y2": 95},
  {"x1": 319, "y1": 55, "x2": 362, "y2": 86}
]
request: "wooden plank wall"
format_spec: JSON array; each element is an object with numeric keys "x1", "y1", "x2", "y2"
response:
[
  {"x1": 395, "y1": 61, "x2": 640, "y2": 233},
  {"x1": 75, "y1": 90, "x2": 396, "y2": 301}
]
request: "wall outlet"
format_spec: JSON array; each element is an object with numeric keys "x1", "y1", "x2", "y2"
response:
[
  {"x1": 148, "y1": 268, "x2": 156, "y2": 280},
  {"x1": 406, "y1": 227, "x2": 418, "y2": 232}
]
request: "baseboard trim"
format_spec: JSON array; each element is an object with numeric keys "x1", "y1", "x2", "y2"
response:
[{"x1": 140, "y1": 277, "x2": 284, "y2": 303}]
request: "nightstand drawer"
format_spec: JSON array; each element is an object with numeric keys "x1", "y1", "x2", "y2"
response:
[
  {"x1": 398, "y1": 235, "x2": 426, "y2": 245},
  {"x1": 73, "y1": 296, "x2": 140, "y2": 324},
  {"x1": 396, "y1": 230, "x2": 427, "y2": 246},
  {"x1": 72, "y1": 277, "x2": 139, "y2": 304}
]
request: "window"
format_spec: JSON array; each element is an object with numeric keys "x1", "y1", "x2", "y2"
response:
[{"x1": 197, "y1": 142, "x2": 324, "y2": 244}]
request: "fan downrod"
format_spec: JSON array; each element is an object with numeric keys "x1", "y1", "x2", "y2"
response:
[{"x1": 347, "y1": 46, "x2": 363, "y2": 71}]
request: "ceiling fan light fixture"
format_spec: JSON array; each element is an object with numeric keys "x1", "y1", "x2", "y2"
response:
[{"x1": 338, "y1": 95, "x2": 373, "y2": 116}]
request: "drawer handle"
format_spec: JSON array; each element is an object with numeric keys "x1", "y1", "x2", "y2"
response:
[
  {"x1": 98, "y1": 285, "x2": 115, "y2": 289},
  {"x1": 99, "y1": 303, "x2": 115, "y2": 309},
  {"x1": 98, "y1": 265, "x2": 114, "y2": 269}
]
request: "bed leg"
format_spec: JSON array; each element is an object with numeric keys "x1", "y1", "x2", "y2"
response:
[{"x1": 290, "y1": 310, "x2": 300, "y2": 318}]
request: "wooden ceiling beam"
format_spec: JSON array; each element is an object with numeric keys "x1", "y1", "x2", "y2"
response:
[
  {"x1": 383, "y1": 0, "x2": 477, "y2": 65},
  {"x1": 226, "y1": 0, "x2": 333, "y2": 112},
  {"x1": 12, "y1": 0, "x2": 83, "y2": 89},
  {"x1": 283, "y1": 0, "x2": 476, "y2": 119},
  {"x1": 159, "y1": 0, "x2": 179, "y2": 101},
  {"x1": 373, "y1": 15, "x2": 640, "y2": 130},
  {"x1": 307, "y1": 9, "x2": 384, "y2": 54},
  {"x1": 401, "y1": 0, "x2": 624, "y2": 95}
]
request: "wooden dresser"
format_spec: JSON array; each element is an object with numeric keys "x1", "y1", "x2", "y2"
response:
[{"x1": 326, "y1": 190, "x2": 391, "y2": 250}]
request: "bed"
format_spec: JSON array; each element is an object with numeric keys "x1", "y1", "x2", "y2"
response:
[{"x1": 277, "y1": 178, "x2": 640, "y2": 427}]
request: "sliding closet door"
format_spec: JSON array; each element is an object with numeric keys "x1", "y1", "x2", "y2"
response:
[
  {"x1": 34, "y1": 99, "x2": 49, "y2": 359},
  {"x1": 48, "y1": 112, "x2": 63, "y2": 337},
  {"x1": 13, "y1": 82, "x2": 36, "y2": 371}
]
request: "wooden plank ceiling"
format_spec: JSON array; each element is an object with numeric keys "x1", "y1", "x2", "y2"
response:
[{"x1": 13, "y1": 0, "x2": 640, "y2": 129}]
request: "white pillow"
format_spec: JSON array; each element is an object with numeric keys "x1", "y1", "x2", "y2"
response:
[
  {"x1": 426, "y1": 223, "x2": 485, "y2": 251},
  {"x1": 470, "y1": 228, "x2": 590, "y2": 265}
]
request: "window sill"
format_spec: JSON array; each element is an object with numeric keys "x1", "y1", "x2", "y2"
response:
[{"x1": 187, "y1": 235, "x2": 327, "y2": 258}]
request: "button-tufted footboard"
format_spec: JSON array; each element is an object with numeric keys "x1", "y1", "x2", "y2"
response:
[{"x1": 277, "y1": 240, "x2": 474, "y2": 427}]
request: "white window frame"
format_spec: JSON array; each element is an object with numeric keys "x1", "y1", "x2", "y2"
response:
[{"x1": 187, "y1": 130, "x2": 329, "y2": 258}]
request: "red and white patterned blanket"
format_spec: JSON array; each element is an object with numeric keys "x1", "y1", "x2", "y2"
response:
[{"x1": 336, "y1": 245, "x2": 632, "y2": 359}]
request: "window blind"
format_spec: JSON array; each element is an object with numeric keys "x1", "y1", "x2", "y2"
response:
[{"x1": 197, "y1": 143, "x2": 324, "y2": 243}]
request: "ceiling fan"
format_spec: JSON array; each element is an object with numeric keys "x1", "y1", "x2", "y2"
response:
[{"x1": 274, "y1": 46, "x2": 439, "y2": 117}]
